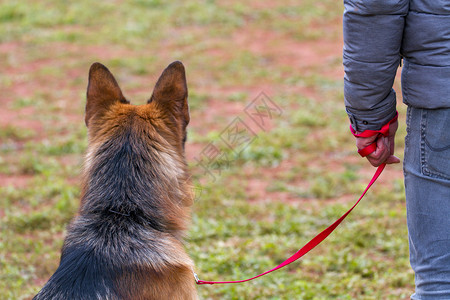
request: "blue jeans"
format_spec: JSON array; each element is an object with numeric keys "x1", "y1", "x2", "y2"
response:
[{"x1": 404, "y1": 106, "x2": 450, "y2": 299}]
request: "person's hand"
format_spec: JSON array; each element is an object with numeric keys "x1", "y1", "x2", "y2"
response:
[{"x1": 355, "y1": 120, "x2": 400, "y2": 167}]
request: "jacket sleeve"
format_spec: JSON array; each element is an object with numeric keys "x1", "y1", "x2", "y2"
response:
[{"x1": 343, "y1": 0, "x2": 409, "y2": 132}]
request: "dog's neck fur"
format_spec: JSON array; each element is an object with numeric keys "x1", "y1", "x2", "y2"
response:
[{"x1": 80, "y1": 123, "x2": 191, "y2": 234}]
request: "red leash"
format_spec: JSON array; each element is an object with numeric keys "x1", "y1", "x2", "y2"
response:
[
  {"x1": 195, "y1": 113, "x2": 398, "y2": 285},
  {"x1": 194, "y1": 163, "x2": 386, "y2": 285}
]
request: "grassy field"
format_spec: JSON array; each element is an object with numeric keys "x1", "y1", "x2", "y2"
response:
[{"x1": 0, "y1": 1, "x2": 413, "y2": 299}]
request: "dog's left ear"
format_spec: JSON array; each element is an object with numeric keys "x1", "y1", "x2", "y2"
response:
[
  {"x1": 148, "y1": 61, "x2": 189, "y2": 130},
  {"x1": 86, "y1": 63, "x2": 128, "y2": 127}
]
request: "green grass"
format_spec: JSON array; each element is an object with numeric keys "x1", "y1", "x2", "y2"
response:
[{"x1": 0, "y1": 0, "x2": 413, "y2": 299}]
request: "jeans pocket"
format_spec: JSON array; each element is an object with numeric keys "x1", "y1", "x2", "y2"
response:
[{"x1": 421, "y1": 109, "x2": 450, "y2": 180}]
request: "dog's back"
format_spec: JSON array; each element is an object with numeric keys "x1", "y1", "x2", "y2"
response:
[
  {"x1": 34, "y1": 218, "x2": 196, "y2": 300},
  {"x1": 34, "y1": 62, "x2": 197, "y2": 300}
]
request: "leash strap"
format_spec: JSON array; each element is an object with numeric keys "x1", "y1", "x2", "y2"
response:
[{"x1": 195, "y1": 163, "x2": 386, "y2": 285}]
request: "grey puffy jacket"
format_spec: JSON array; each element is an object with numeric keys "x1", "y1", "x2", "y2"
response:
[{"x1": 343, "y1": 0, "x2": 450, "y2": 132}]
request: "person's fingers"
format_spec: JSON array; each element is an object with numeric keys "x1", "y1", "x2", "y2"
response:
[
  {"x1": 365, "y1": 136, "x2": 400, "y2": 166},
  {"x1": 355, "y1": 135, "x2": 378, "y2": 150},
  {"x1": 366, "y1": 137, "x2": 390, "y2": 167}
]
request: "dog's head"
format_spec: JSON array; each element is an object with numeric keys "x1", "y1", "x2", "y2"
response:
[
  {"x1": 85, "y1": 61, "x2": 189, "y2": 153},
  {"x1": 82, "y1": 62, "x2": 193, "y2": 213}
]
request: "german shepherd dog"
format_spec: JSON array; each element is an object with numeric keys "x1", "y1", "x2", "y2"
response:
[{"x1": 33, "y1": 62, "x2": 198, "y2": 299}]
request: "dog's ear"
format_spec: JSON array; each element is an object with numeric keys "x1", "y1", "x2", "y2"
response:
[
  {"x1": 148, "y1": 61, "x2": 189, "y2": 130},
  {"x1": 85, "y1": 63, "x2": 128, "y2": 127}
]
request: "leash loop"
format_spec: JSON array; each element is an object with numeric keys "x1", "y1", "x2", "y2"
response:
[{"x1": 350, "y1": 112, "x2": 398, "y2": 157}]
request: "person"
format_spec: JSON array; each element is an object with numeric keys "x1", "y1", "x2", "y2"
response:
[{"x1": 343, "y1": 1, "x2": 450, "y2": 299}]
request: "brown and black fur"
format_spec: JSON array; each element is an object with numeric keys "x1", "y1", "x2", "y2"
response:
[{"x1": 33, "y1": 62, "x2": 198, "y2": 300}]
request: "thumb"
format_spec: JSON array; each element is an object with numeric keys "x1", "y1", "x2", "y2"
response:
[{"x1": 385, "y1": 155, "x2": 401, "y2": 164}]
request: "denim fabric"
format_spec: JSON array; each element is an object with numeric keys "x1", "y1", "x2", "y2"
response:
[{"x1": 404, "y1": 106, "x2": 450, "y2": 299}]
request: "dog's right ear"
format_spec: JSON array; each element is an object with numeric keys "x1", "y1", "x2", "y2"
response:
[{"x1": 85, "y1": 63, "x2": 128, "y2": 127}]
